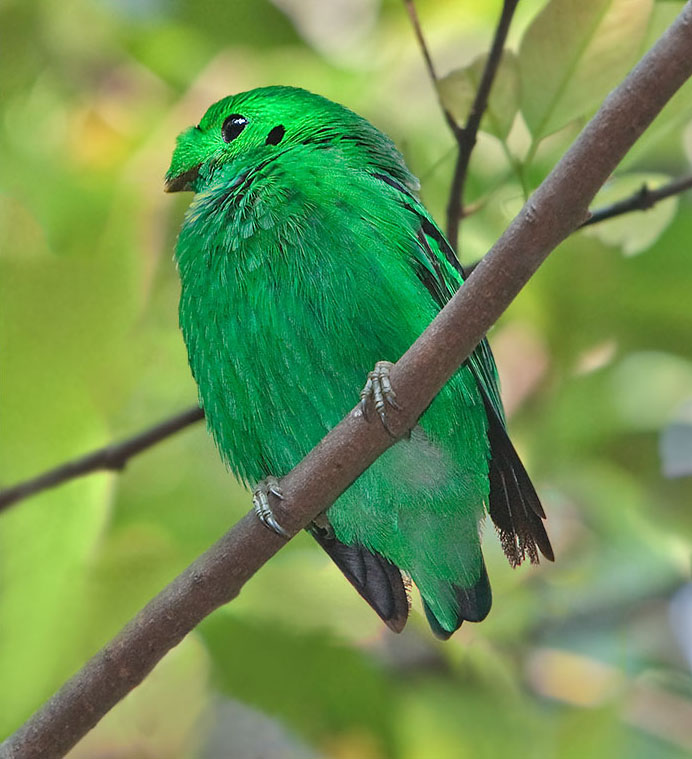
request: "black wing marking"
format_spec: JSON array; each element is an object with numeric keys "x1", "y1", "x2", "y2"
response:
[
  {"x1": 481, "y1": 392, "x2": 554, "y2": 566},
  {"x1": 310, "y1": 526, "x2": 410, "y2": 633},
  {"x1": 370, "y1": 173, "x2": 553, "y2": 568}
]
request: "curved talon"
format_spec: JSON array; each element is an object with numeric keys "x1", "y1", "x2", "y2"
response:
[
  {"x1": 359, "y1": 361, "x2": 401, "y2": 432},
  {"x1": 359, "y1": 376, "x2": 374, "y2": 420},
  {"x1": 253, "y1": 476, "x2": 289, "y2": 538}
]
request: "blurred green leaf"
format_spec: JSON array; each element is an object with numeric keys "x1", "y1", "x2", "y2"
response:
[
  {"x1": 519, "y1": 0, "x2": 653, "y2": 141},
  {"x1": 396, "y1": 679, "x2": 547, "y2": 759},
  {"x1": 610, "y1": 352, "x2": 692, "y2": 431},
  {"x1": 200, "y1": 612, "x2": 397, "y2": 752},
  {"x1": 437, "y1": 50, "x2": 519, "y2": 139}
]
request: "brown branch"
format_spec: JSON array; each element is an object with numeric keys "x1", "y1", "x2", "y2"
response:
[
  {"x1": 581, "y1": 173, "x2": 692, "y2": 226},
  {"x1": 446, "y1": 0, "x2": 519, "y2": 250},
  {"x1": 3, "y1": 5, "x2": 692, "y2": 758},
  {"x1": 0, "y1": 406, "x2": 204, "y2": 514}
]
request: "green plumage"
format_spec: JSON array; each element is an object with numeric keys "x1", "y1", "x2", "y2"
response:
[{"x1": 166, "y1": 86, "x2": 552, "y2": 637}]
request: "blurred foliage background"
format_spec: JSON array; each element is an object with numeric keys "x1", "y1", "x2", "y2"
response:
[{"x1": 1, "y1": 0, "x2": 692, "y2": 756}]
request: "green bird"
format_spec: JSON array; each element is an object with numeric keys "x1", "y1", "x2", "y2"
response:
[{"x1": 165, "y1": 86, "x2": 553, "y2": 638}]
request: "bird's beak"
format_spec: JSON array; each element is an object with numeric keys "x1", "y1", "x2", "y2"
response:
[{"x1": 164, "y1": 165, "x2": 201, "y2": 193}]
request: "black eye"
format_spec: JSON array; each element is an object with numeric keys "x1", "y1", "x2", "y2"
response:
[
  {"x1": 222, "y1": 114, "x2": 247, "y2": 143},
  {"x1": 265, "y1": 125, "x2": 285, "y2": 146}
]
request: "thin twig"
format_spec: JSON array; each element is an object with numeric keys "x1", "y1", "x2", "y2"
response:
[
  {"x1": 463, "y1": 172, "x2": 692, "y2": 276},
  {"x1": 3, "y1": 6, "x2": 692, "y2": 757},
  {"x1": 403, "y1": 0, "x2": 459, "y2": 134},
  {"x1": 403, "y1": 0, "x2": 519, "y2": 246},
  {"x1": 446, "y1": 0, "x2": 519, "y2": 250},
  {"x1": 0, "y1": 406, "x2": 204, "y2": 513},
  {"x1": 581, "y1": 174, "x2": 692, "y2": 226}
]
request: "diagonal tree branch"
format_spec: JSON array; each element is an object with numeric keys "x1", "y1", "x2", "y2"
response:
[
  {"x1": 445, "y1": 0, "x2": 519, "y2": 250},
  {"x1": 581, "y1": 173, "x2": 692, "y2": 226},
  {"x1": 0, "y1": 406, "x2": 204, "y2": 514},
  {"x1": 2, "y1": 5, "x2": 692, "y2": 757}
]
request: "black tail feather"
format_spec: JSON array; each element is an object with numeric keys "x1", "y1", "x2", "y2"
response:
[
  {"x1": 310, "y1": 526, "x2": 410, "y2": 633},
  {"x1": 481, "y1": 393, "x2": 554, "y2": 567},
  {"x1": 456, "y1": 558, "x2": 493, "y2": 623}
]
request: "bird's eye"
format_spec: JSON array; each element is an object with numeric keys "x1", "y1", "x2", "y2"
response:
[
  {"x1": 265, "y1": 125, "x2": 285, "y2": 146},
  {"x1": 221, "y1": 114, "x2": 248, "y2": 143}
]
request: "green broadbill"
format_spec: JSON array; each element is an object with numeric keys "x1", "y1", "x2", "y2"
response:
[{"x1": 165, "y1": 86, "x2": 553, "y2": 638}]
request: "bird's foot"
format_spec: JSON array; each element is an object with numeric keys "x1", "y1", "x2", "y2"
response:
[
  {"x1": 252, "y1": 476, "x2": 289, "y2": 538},
  {"x1": 310, "y1": 511, "x2": 335, "y2": 539},
  {"x1": 359, "y1": 360, "x2": 401, "y2": 433}
]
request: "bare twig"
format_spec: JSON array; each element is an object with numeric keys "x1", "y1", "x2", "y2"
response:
[
  {"x1": 446, "y1": 0, "x2": 519, "y2": 250},
  {"x1": 403, "y1": 0, "x2": 519, "y2": 247},
  {"x1": 2, "y1": 6, "x2": 691, "y2": 758},
  {"x1": 403, "y1": 0, "x2": 459, "y2": 134},
  {"x1": 581, "y1": 173, "x2": 692, "y2": 226},
  {"x1": 0, "y1": 406, "x2": 204, "y2": 514},
  {"x1": 463, "y1": 172, "x2": 692, "y2": 276}
]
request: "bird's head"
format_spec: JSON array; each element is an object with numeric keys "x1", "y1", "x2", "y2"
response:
[{"x1": 165, "y1": 85, "x2": 417, "y2": 194}]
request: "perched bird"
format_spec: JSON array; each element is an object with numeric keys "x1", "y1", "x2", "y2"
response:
[{"x1": 165, "y1": 86, "x2": 553, "y2": 639}]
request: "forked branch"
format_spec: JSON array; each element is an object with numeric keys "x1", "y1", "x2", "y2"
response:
[{"x1": 403, "y1": 0, "x2": 519, "y2": 249}]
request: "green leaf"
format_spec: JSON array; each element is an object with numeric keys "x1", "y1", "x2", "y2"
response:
[
  {"x1": 610, "y1": 351, "x2": 692, "y2": 431},
  {"x1": 0, "y1": 478, "x2": 113, "y2": 736},
  {"x1": 620, "y1": 2, "x2": 692, "y2": 169},
  {"x1": 582, "y1": 173, "x2": 678, "y2": 255},
  {"x1": 200, "y1": 613, "x2": 396, "y2": 749},
  {"x1": 437, "y1": 50, "x2": 519, "y2": 140},
  {"x1": 519, "y1": 0, "x2": 653, "y2": 141}
]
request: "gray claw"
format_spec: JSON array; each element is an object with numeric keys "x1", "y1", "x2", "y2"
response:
[
  {"x1": 252, "y1": 476, "x2": 289, "y2": 538},
  {"x1": 359, "y1": 376, "x2": 374, "y2": 420},
  {"x1": 359, "y1": 361, "x2": 401, "y2": 432}
]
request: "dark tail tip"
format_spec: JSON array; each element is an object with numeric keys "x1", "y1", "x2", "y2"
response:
[
  {"x1": 423, "y1": 560, "x2": 493, "y2": 639},
  {"x1": 310, "y1": 528, "x2": 410, "y2": 633},
  {"x1": 456, "y1": 560, "x2": 492, "y2": 623},
  {"x1": 423, "y1": 601, "x2": 456, "y2": 640}
]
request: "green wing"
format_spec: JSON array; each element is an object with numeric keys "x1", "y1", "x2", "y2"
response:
[{"x1": 371, "y1": 172, "x2": 553, "y2": 566}]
